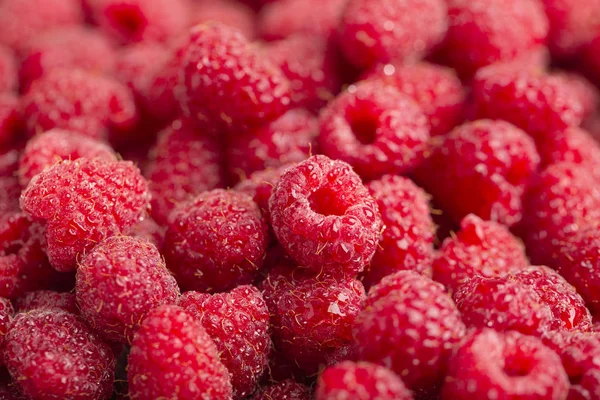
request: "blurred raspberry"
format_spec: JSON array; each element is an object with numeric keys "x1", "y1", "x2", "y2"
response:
[
  {"x1": 0, "y1": 151, "x2": 21, "y2": 215},
  {"x1": 190, "y1": 1, "x2": 257, "y2": 40},
  {"x1": 0, "y1": 46, "x2": 16, "y2": 93},
  {"x1": 0, "y1": 297, "x2": 13, "y2": 350},
  {"x1": 584, "y1": 35, "x2": 600, "y2": 84},
  {"x1": 129, "y1": 217, "x2": 164, "y2": 249},
  {"x1": 15, "y1": 290, "x2": 78, "y2": 314},
  {"x1": 552, "y1": 71, "x2": 600, "y2": 122},
  {"x1": 0, "y1": 94, "x2": 22, "y2": 150},
  {"x1": 537, "y1": 127, "x2": 600, "y2": 169},
  {"x1": 253, "y1": 380, "x2": 311, "y2": 400}
]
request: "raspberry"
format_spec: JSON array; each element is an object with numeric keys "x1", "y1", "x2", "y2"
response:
[
  {"x1": 76, "y1": 236, "x2": 179, "y2": 343},
  {"x1": 471, "y1": 65, "x2": 584, "y2": 144},
  {"x1": 0, "y1": 46, "x2": 16, "y2": 93},
  {"x1": 20, "y1": 158, "x2": 150, "y2": 271},
  {"x1": 442, "y1": 329, "x2": 569, "y2": 400},
  {"x1": 180, "y1": 23, "x2": 291, "y2": 130},
  {"x1": 226, "y1": 109, "x2": 318, "y2": 182},
  {"x1": 22, "y1": 68, "x2": 138, "y2": 141},
  {"x1": 265, "y1": 35, "x2": 340, "y2": 112},
  {"x1": 145, "y1": 118, "x2": 225, "y2": 224},
  {"x1": 164, "y1": 189, "x2": 268, "y2": 292},
  {"x1": 0, "y1": 297, "x2": 13, "y2": 349},
  {"x1": 178, "y1": 285, "x2": 271, "y2": 397},
  {"x1": 127, "y1": 305, "x2": 232, "y2": 399},
  {"x1": 316, "y1": 361, "x2": 413, "y2": 400},
  {"x1": 553, "y1": 71, "x2": 600, "y2": 122},
  {"x1": 364, "y1": 62, "x2": 466, "y2": 136},
  {"x1": 362, "y1": 175, "x2": 435, "y2": 288},
  {"x1": 537, "y1": 127, "x2": 600, "y2": 170},
  {"x1": 453, "y1": 275, "x2": 554, "y2": 336},
  {"x1": 15, "y1": 290, "x2": 78, "y2": 314},
  {"x1": 0, "y1": 95, "x2": 22, "y2": 151},
  {"x1": 253, "y1": 380, "x2": 311, "y2": 400},
  {"x1": 3, "y1": 309, "x2": 115, "y2": 400},
  {"x1": 18, "y1": 129, "x2": 117, "y2": 186},
  {"x1": 269, "y1": 155, "x2": 382, "y2": 277},
  {"x1": 129, "y1": 217, "x2": 164, "y2": 249},
  {"x1": 584, "y1": 35, "x2": 600, "y2": 84},
  {"x1": 258, "y1": 0, "x2": 347, "y2": 41},
  {"x1": 520, "y1": 162, "x2": 600, "y2": 268},
  {"x1": 432, "y1": 214, "x2": 529, "y2": 294},
  {"x1": 338, "y1": 0, "x2": 448, "y2": 69},
  {"x1": 319, "y1": 81, "x2": 429, "y2": 180},
  {"x1": 0, "y1": 151, "x2": 20, "y2": 214},
  {"x1": 416, "y1": 120, "x2": 540, "y2": 227},
  {"x1": 354, "y1": 271, "x2": 466, "y2": 390},
  {"x1": 86, "y1": 0, "x2": 189, "y2": 44},
  {"x1": 440, "y1": 0, "x2": 549, "y2": 78},
  {"x1": 190, "y1": 1, "x2": 257, "y2": 40},
  {"x1": 0, "y1": 0, "x2": 83, "y2": 54},
  {"x1": 19, "y1": 27, "x2": 117, "y2": 92},
  {"x1": 261, "y1": 264, "x2": 366, "y2": 374}
]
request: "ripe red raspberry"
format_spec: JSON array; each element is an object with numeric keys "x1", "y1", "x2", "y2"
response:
[
  {"x1": 319, "y1": 81, "x2": 430, "y2": 180},
  {"x1": 269, "y1": 155, "x2": 382, "y2": 277},
  {"x1": 364, "y1": 62, "x2": 466, "y2": 136},
  {"x1": 145, "y1": 118, "x2": 225, "y2": 224},
  {"x1": 3, "y1": 309, "x2": 115, "y2": 400},
  {"x1": 261, "y1": 264, "x2": 366, "y2": 374},
  {"x1": 15, "y1": 290, "x2": 78, "y2": 314},
  {"x1": 253, "y1": 380, "x2": 311, "y2": 400},
  {"x1": 22, "y1": 68, "x2": 138, "y2": 141},
  {"x1": 432, "y1": 214, "x2": 529, "y2": 294},
  {"x1": 226, "y1": 109, "x2": 317, "y2": 182},
  {"x1": 0, "y1": 0, "x2": 83, "y2": 54},
  {"x1": 20, "y1": 158, "x2": 150, "y2": 271},
  {"x1": 258, "y1": 0, "x2": 347, "y2": 41},
  {"x1": 178, "y1": 285, "x2": 270, "y2": 398},
  {"x1": 128, "y1": 305, "x2": 232, "y2": 399},
  {"x1": 416, "y1": 120, "x2": 540, "y2": 227},
  {"x1": 520, "y1": 162, "x2": 600, "y2": 268},
  {"x1": 114, "y1": 42, "x2": 169, "y2": 102},
  {"x1": 316, "y1": 361, "x2": 413, "y2": 400},
  {"x1": 440, "y1": 0, "x2": 549, "y2": 78},
  {"x1": 180, "y1": 23, "x2": 291, "y2": 131},
  {"x1": 442, "y1": 329, "x2": 569, "y2": 400},
  {"x1": 76, "y1": 236, "x2": 180, "y2": 343},
  {"x1": 354, "y1": 271, "x2": 466, "y2": 390},
  {"x1": 190, "y1": 1, "x2": 257, "y2": 40},
  {"x1": 553, "y1": 71, "x2": 600, "y2": 122},
  {"x1": 265, "y1": 35, "x2": 340, "y2": 112},
  {"x1": 129, "y1": 217, "x2": 164, "y2": 249},
  {"x1": 471, "y1": 65, "x2": 584, "y2": 143},
  {"x1": 18, "y1": 129, "x2": 117, "y2": 186},
  {"x1": 537, "y1": 127, "x2": 600, "y2": 170},
  {"x1": 164, "y1": 189, "x2": 268, "y2": 292},
  {"x1": 0, "y1": 46, "x2": 16, "y2": 93},
  {"x1": 19, "y1": 27, "x2": 117, "y2": 91},
  {"x1": 0, "y1": 94, "x2": 23, "y2": 151},
  {"x1": 362, "y1": 175, "x2": 434, "y2": 288},
  {"x1": 86, "y1": 0, "x2": 189, "y2": 44}
]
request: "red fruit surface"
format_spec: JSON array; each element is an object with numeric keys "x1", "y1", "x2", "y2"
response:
[
  {"x1": 0, "y1": 46, "x2": 16, "y2": 93},
  {"x1": 537, "y1": 127, "x2": 600, "y2": 169},
  {"x1": 127, "y1": 305, "x2": 232, "y2": 400},
  {"x1": 0, "y1": 298, "x2": 13, "y2": 352},
  {"x1": 178, "y1": 285, "x2": 270, "y2": 398},
  {"x1": 129, "y1": 217, "x2": 164, "y2": 249},
  {"x1": 3, "y1": 310, "x2": 115, "y2": 400},
  {"x1": 584, "y1": 36, "x2": 600, "y2": 84},
  {"x1": 354, "y1": 271, "x2": 466, "y2": 390},
  {"x1": 253, "y1": 380, "x2": 311, "y2": 400},
  {"x1": 432, "y1": 214, "x2": 529, "y2": 294},
  {"x1": 180, "y1": 23, "x2": 291, "y2": 130},
  {"x1": 0, "y1": 94, "x2": 23, "y2": 150},
  {"x1": 0, "y1": 151, "x2": 21, "y2": 215},
  {"x1": 15, "y1": 290, "x2": 78, "y2": 314},
  {"x1": 190, "y1": 1, "x2": 257, "y2": 40},
  {"x1": 164, "y1": 189, "x2": 268, "y2": 292},
  {"x1": 20, "y1": 158, "x2": 150, "y2": 271},
  {"x1": 316, "y1": 361, "x2": 413, "y2": 400},
  {"x1": 441, "y1": 329, "x2": 569, "y2": 400},
  {"x1": 553, "y1": 71, "x2": 600, "y2": 122},
  {"x1": 269, "y1": 155, "x2": 382, "y2": 277},
  {"x1": 318, "y1": 81, "x2": 430, "y2": 180}
]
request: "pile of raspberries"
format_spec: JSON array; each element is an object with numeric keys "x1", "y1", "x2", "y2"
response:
[{"x1": 2, "y1": 0, "x2": 600, "y2": 399}]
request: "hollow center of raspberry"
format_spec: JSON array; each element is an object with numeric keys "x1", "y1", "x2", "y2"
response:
[
  {"x1": 107, "y1": 6, "x2": 147, "y2": 39},
  {"x1": 348, "y1": 111, "x2": 378, "y2": 145},
  {"x1": 309, "y1": 185, "x2": 348, "y2": 216}
]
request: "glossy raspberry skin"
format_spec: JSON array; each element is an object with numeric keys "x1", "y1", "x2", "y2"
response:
[
  {"x1": 269, "y1": 155, "x2": 382, "y2": 277},
  {"x1": 0, "y1": 94, "x2": 23, "y2": 150},
  {"x1": 178, "y1": 285, "x2": 270, "y2": 398},
  {"x1": 19, "y1": 27, "x2": 116, "y2": 91},
  {"x1": 0, "y1": 46, "x2": 16, "y2": 93},
  {"x1": 86, "y1": 0, "x2": 189, "y2": 44},
  {"x1": 164, "y1": 189, "x2": 268, "y2": 292},
  {"x1": 365, "y1": 62, "x2": 466, "y2": 136},
  {"x1": 20, "y1": 158, "x2": 151, "y2": 271},
  {"x1": 416, "y1": 120, "x2": 539, "y2": 227},
  {"x1": 18, "y1": 129, "x2": 116, "y2": 186},
  {"x1": 316, "y1": 361, "x2": 413, "y2": 400},
  {"x1": 15, "y1": 290, "x2": 78, "y2": 314},
  {"x1": 432, "y1": 214, "x2": 529, "y2": 294},
  {"x1": 319, "y1": 81, "x2": 429, "y2": 180},
  {"x1": 362, "y1": 175, "x2": 434, "y2": 288},
  {"x1": 537, "y1": 127, "x2": 600, "y2": 170},
  {"x1": 355, "y1": 271, "x2": 466, "y2": 390},
  {"x1": 226, "y1": 109, "x2": 317, "y2": 182},
  {"x1": 22, "y1": 69, "x2": 138, "y2": 141},
  {"x1": 3, "y1": 310, "x2": 115, "y2": 400},
  {"x1": 128, "y1": 305, "x2": 232, "y2": 399},
  {"x1": 441, "y1": 0, "x2": 549, "y2": 78},
  {"x1": 253, "y1": 380, "x2": 311, "y2": 400},
  {"x1": 190, "y1": 1, "x2": 257, "y2": 40},
  {"x1": 442, "y1": 329, "x2": 569, "y2": 400},
  {"x1": 180, "y1": 23, "x2": 291, "y2": 130},
  {"x1": 145, "y1": 118, "x2": 225, "y2": 224}
]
